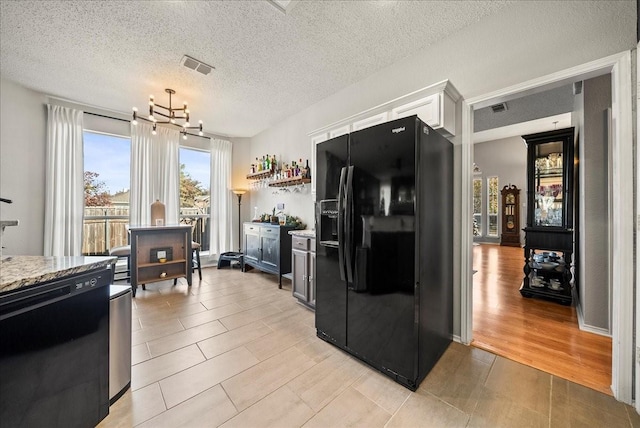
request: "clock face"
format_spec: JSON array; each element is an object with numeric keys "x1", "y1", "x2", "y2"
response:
[
  {"x1": 506, "y1": 194, "x2": 515, "y2": 204},
  {"x1": 507, "y1": 216, "x2": 515, "y2": 230}
]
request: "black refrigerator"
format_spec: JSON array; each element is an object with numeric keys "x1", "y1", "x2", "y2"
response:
[{"x1": 315, "y1": 115, "x2": 453, "y2": 391}]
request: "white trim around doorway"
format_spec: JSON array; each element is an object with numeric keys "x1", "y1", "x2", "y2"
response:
[{"x1": 460, "y1": 51, "x2": 634, "y2": 404}]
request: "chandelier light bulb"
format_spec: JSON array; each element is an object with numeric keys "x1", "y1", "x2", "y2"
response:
[
  {"x1": 132, "y1": 119, "x2": 138, "y2": 125},
  {"x1": 182, "y1": 134, "x2": 187, "y2": 140},
  {"x1": 132, "y1": 107, "x2": 138, "y2": 112},
  {"x1": 184, "y1": 122, "x2": 190, "y2": 127},
  {"x1": 148, "y1": 115, "x2": 154, "y2": 121},
  {"x1": 199, "y1": 131, "x2": 203, "y2": 136},
  {"x1": 170, "y1": 118, "x2": 175, "y2": 124},
  {"x1": 198, "y1": 120, "x2": 203, "y2": 124}
]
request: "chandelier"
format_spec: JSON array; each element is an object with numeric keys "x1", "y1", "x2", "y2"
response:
[{"x1": 132, "y1": 88, "x2": 204, "y2": 139}]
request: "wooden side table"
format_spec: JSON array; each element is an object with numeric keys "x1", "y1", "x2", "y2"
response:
[{"x1": 130, "y1": 225, "x2": 192, "y2": 297}]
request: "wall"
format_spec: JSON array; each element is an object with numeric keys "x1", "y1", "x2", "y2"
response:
[
  {"x1": 574, "y1": 74, "x2": 612, "y2": 333},
  {"x1": 0, "y1": 78, "x2": 47, "y2": 255},
  {"x1": 472, "y1": 136, "x2": 527, "y2": 244},
  {"x1": 244, "y1": 1, "x2": 636, "y2": 337}
]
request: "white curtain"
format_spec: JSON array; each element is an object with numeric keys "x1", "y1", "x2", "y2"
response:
[
  {"x1": 44, "y1": 105, "x2": 84, "y2": 256},
  {"x1": 210, "y1": 139, "x2": 233, "y2": 255},
  {"x1": 130, "y1": 123, "x2": 180, "y2": 226}
]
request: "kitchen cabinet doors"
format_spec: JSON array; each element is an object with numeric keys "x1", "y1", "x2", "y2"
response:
[
  {"x1": 243, "y1": 223, "x2": 294, "y2": 288},
  {"x1": 292, "y1": 235, "x2": 315, "y2": 309}
]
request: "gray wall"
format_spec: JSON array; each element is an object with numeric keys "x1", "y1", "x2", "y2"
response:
[
  {"x1": 574, "y1": 74, "x2": 612, "y2": 333},
  {"x1": 472, "y1": 136, "x2": 527, "y2": 244},
  {"x1": 0, "y1": 78, "x2": 47, "y2": 255}
]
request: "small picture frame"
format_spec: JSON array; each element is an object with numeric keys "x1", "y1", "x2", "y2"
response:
[{"x1": 150, "y1": 247, "x2": 173, "y2": 263}]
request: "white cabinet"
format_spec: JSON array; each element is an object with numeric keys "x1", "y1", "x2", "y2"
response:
[
  {"x1": 352, "y1": 112, "x2": 389, "y2": 131},
  {"x1": 308, "y1": 80, "x2": 460, "y2": 197},
  {"x1": 328, "y1": 125, "x2": 350, "y2": 139}
]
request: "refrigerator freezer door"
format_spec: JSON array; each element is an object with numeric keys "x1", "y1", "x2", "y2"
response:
[
  {"x1": 347, "y1": 116, "x2": 418, "y2": 383},
  {"x1": 315, "y1": 134, "x2": 349, "y2": 348}
]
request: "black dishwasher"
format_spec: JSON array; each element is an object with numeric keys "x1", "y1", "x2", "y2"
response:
[{"x1": 0, "y1": 268, "x2": 110, "y2": 427}]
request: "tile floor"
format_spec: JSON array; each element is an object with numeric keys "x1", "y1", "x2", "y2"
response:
[{"x1": 98, "y1": 267, "x2": 639, "y2": 428}]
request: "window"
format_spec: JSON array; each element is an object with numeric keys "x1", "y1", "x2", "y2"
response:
[
  {"x1": 179, "y1": 147, "x2": 211, "y2": 252},
  {"x1": 83, "y1": 131, "x2": 131, "y2": 255},
  {"x1": 487, "y1": 176, "x2": 499, "y2": 237},
  {"x1": 473, "y1": 178, "x2": 482, "y2": 236}
]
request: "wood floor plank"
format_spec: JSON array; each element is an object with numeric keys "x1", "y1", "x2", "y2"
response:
[{"x1": 472, "y1": 244, "x2": 612, "y2": 395}]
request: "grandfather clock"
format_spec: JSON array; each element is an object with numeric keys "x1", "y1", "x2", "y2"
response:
[{"x1": 500, "y1": 184, "x2": 520, "y2": 246}]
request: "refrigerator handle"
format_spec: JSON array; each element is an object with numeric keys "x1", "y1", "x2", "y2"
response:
[
  {"x1": 337, "y1": 167, "x2": 347, "y2": 281},
  {"x1": 345, "y1": 166, "x2": 354, "y2": 284}
]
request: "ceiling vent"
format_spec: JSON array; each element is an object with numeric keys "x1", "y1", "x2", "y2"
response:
[
  {"x1": 573, "y1": 81, "x2": 583, "y2": 95},
  {"x1": 490, "y1": 102, "x2": 508, "y2": 113},
  {"x1": 181, "y1": 55, "x2": 215, "y2": 76}
]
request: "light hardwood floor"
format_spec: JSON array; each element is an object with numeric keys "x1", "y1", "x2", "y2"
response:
[
  {"x1": 472, "y1": 243, "x2": 613, "y2": 396},
  {"x1": 97, "y1": 264, "x2": 638, "y2": 427}
]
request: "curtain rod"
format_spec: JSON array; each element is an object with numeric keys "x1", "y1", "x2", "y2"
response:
[
  {"x1": 83, "y1": 111, "x2": 213, "y2": 140},
  {"x1": 84, "y1": 111, "x2": 129, "y2": 123}
]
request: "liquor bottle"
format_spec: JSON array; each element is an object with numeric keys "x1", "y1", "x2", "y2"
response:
[
  {"x1": 256, "y1": 157, "x2": 261, "y2": 171},
  {"x1": 305, "y1": 159, "x2": 311, "y2": 179}
]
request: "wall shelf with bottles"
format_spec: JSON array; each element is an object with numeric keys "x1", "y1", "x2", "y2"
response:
[
  {"x1": 247, "y1": 154, "x2": 311, "y2": 191},
  {"x1": 269, "y1": 177, "x2": 311, "y2": 188},
  {"x1": 246, "y1": 170, "x2": 273, "y2": 180}
]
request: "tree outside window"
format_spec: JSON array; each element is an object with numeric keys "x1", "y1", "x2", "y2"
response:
[
  {"x1": 473, "y1": 178, "x2": 482, "y2": 236},
  {"x1": 487, "y1": 176, "x2": 499, "y2": 237}
]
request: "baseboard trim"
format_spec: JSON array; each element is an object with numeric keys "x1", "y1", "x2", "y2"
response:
[{"x1": 574, "y1": 289, "x2": 612, "y2": 338}]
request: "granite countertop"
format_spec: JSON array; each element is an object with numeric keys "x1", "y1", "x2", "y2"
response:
[
  {"x1": 0, "y1": 255, "x2": 116, "y2": 294},
  {"x1": 288, "y1": 229, "x2": 315, "y2": 238}
]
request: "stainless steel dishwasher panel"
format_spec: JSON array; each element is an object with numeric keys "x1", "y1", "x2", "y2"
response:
[{"x1": 109, "y1": 285, "x2": 132, "y2": 403}]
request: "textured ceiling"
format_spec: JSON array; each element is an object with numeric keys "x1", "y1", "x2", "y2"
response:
[{"x1": 0, "y1": 0, "x2": 513, "y2": 138}]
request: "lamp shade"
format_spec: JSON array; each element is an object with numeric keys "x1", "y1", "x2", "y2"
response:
[{"x1": 232, "y1": 189, "x2": 247, "y2": 196}]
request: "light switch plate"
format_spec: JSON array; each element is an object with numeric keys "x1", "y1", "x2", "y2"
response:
[{"x1": 277, "y1": 203, "x2": 285, "y2": 210}]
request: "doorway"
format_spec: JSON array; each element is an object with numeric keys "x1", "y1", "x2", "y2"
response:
[{"x1": 459, "y1": 51, "x2": 634, "y2": 403}]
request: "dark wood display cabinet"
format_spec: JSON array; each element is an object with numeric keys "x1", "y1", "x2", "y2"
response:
[
  {"x1": 520, "y1": 127, "x2": 576, "y2": 305},
  {"x1": 500, "y1": 184, "x2": 521, "y2": 247}
]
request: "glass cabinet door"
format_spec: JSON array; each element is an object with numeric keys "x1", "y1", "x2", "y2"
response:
[
  {"x1": 524, "y1": 127, "x2": 574, "y2": 230},
  {"x1": 532, "y1": 141, "x2": 564, "y2": 227}
]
